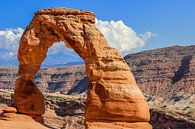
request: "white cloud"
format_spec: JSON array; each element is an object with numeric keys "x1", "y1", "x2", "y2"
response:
[
  {"x1": 0, "y1": 28, "x2": 72, "y2": 61},
  {"x1": 47, "y1": 42, "x2": 72, "y2": 55},
  {"x1": 0, "y1": 28, "x2": 24, "y2": 60},
  {"x1": 95, "y1": 19, "x2": 153, "y2": 54},
  {"x1": 0, "y1": 20, "x2": 153, "y2": 65}
]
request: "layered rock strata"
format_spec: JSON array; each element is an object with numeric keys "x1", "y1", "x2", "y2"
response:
[{"x1": 125, "y1": 45, "x2": 195, "y2": 99}]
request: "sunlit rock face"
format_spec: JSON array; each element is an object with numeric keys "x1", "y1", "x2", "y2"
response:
[{"x1": 14, "y1": 8, "x2": 151, "y2": 129}]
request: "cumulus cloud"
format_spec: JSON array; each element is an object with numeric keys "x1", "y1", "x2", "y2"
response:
[
  {"x1": 47, "y1": 42, "x2": 72, "y2": 55},
  {"x1": 95, "y1": 19, "x2": 153, "y2": 54},
  {"x1": 0, "y1": 28, "x2": 24, "y2": 60},
  {"x1": 0, "y1": 28, "x2": 75, "y2": 65},
  {"x1": 0, "y1": 20, "x2": 153, "y2": 65}
]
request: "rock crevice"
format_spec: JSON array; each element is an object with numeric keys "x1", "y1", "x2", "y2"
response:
[{"x1": 172, "y1": 55, "x2": 192, "y2": 84}]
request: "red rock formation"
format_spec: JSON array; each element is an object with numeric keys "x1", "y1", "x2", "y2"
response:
[
  {"x1": 13, "y1": 8, "x2": 151, "y2": 128},
  {"x1": 125, "y1": 45, "x2": 195, "y2": 99},
  {"x1": 0, "y1": 112, "x2": 47, "y2": 129},
  {"x1": 1, "y1": 90, "x2": 195, "y2": 129}
]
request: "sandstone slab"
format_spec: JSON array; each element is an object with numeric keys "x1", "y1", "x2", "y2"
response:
[
  {"x1": 0, "y1": 113, "x2": 48, "y2": 129},
  {"x1": 2, "y1": 107, "x2": 17, "y2": 113}
]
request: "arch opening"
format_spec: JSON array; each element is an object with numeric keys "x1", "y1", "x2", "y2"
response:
[
  {"x1": 36, "y1": 41, "x2": 85, "y2": 94},
  {"x1": 13, "y1": 8, "x2": 152, "y2": 129},
  {"x1": 41, "y1": 41, "x2": 83, "y2": 67}
]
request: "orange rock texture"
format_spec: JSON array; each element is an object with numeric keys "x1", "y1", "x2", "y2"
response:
[
  {"x1": 13, "y1": 8, "x2": 152, "y2": 129},
  {"x1": 0, "y1": 112, "x2": 47, "y2": 129}
]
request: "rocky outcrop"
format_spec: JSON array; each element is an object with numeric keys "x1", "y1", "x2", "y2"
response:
[
  {"x1": 13, "y1": 8, "x2": 151, "y2": 129},
  {"x1": 0, "y1": 67, "x2": 18, "y2": 89},
  {"x1": 0, "y1": 106, "x2": 47, "y2": 129},
  {"x1": 150, "y1": 109, "x2": 195, "y2": 129},
  {"x1": 0, "y1": 65, "x2": 87, "y2": 94},
  {"x1": 1, "y1": 90, "x2": 195, "y2": 129},
  {"x1": 0, "y1": 113, "x2": 47, "y2": 129},
  {"x1": 125, "y1": 45, "x2": 195, "y2": 99}
]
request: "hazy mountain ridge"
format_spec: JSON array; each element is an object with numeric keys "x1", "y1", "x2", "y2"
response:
[{"x1": 0, "y1": 45, "x2": 194, "y2": 98}]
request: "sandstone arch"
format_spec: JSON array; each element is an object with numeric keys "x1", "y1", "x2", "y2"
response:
[{"x1": 14, "y1": 8, "x2": 152, "y2": 129}]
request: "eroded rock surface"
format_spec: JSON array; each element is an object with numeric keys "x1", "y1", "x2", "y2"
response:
[
  {"x1": 0, "y1": 106, "x2": 47, "y2": 129},
  {"x1": 125, "y1": 45, "x2": 195, "y2": 99},
  {"x1": 1, "y1": 91, "x2": 195, "y2": 129},
  {"x1": 13, "y1": 8, "x2": 151, "y2": 128}
]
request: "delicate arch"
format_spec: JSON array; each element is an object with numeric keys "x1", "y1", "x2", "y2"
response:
[{"x1": 14, "y1": 8, "x2": 151, "y2": 129}]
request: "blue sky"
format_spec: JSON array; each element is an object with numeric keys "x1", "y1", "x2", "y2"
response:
[{"x1": 0, "y1": 0, "x2": 195, "y2": 66}]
